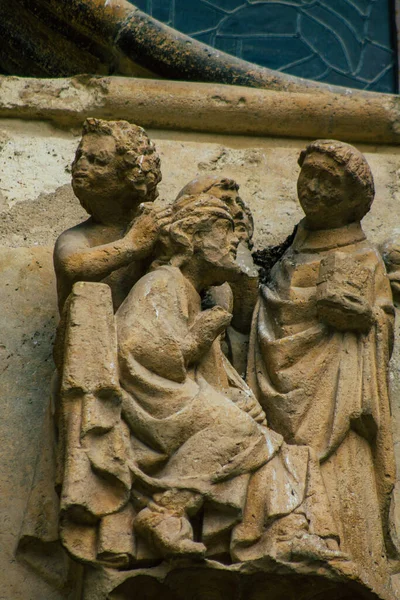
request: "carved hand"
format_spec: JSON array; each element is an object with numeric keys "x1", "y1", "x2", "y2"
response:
[
  {"x1": 316, "y1": 253, "x2": 374, "y2": 333},
  {"x1": 227, "y1": 388, "x2": 267, "y2": 426},
  {"x1": 184, "y1": 306, "x2": 232, "y2": 365},
  {"x1": 316, "y1": 293, "x2": 374, "y2": 333},
  {"x1": 124, "y1": 204, "x2": 172, "y2": 257},
  {"x1": 193, "y1": 305, "x2": 233, "y2": 338}
]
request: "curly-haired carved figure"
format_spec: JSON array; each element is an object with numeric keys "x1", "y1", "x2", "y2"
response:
[
  {"x1": 248, "y1": 140, "x2": 397, "y2": 590},
  {"x1": 54, "y1": 118, "x2": 168, "y2": 312}
]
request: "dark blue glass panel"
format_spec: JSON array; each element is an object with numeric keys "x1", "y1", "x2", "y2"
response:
[
  {"x1": 350, "y1": 0, "x2": 375, "y2": 14},
  {"x1": 201, "y1": 0, "x2": 244, "y2": 11},
  {"x1": 317, "y1": 70, "x2": 367, "y2": 88},
  {"x1": 214, "y1": 36, "x2": 238, "y2": 56},
  {"x1": 132, "y1": 0, "x2": 147, "y2": 11},
  {"x1": 367, "y1": 68, "x2": 395, "y2": 93},
  {"x1": 193, "y1": 31, "x2": 216, "y2": 46},
  {"x1": 357, "y1": 42, "x2": 394, "y2": 80},
  {"x1": 125, "y1": 0, "x2": 397, "y2": 93},
  {"x1": 174, "y1": 0, "x2": 223, "y2": 34},
  {"x1": 300, "y1": 4, "x2": 362, "y2": 72},
  {"x1": 247, "y1": 0, "x2": 304, "y2": 4},
  {"x1": 318, "y1": 0, "x2": 366, "y2": 38},
  {"x1": 281, "y1": 54, "x2": 328, "y2": 79},
  {"x1": 150, "y1": 0, "x2": 172, "y2": 23},
  {"x1": 367, "y1": 0, "x2": 392, "y2": 48},
  {"x1": 218, "y1": 4, "x2": 299, "y2": 37},
  {"x1": 300, "y1": 13, "x2": 351, "y2": 72},
  {"x1": 233, "y1": 37, "x2": 312, "y2": 71}
]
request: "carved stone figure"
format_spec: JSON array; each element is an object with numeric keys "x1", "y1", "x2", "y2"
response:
[
  {"x1": 54, "y1": 117, "x2": 166, "y2": 312},
  {"x1": 18, "y1": 118, "x2": 166, "y2": 587},
  {"x1": 248, "y1": 139, "x2": 397, "y2": 593},
  {"x1": 176, "y1": 175, "x2": 259, "y2": 376}
]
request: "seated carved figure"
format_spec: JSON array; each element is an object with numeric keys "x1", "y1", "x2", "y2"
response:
[
  {"x1": 176, "y1": 175, "x2": 258, "y2": 330},
  {"x1": 248, "y1": 140, "x2": 397, "y2": 592},
  {"x1": 55, "y1": 192, "x2": 345, "y2": 569},
  {"x1": 176, "y1": 175, "x2": 259, "y2": 375}
]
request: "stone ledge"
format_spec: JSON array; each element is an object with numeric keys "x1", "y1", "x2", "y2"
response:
[
  {"x1": 1, "y1": 75, "x2": 400, "y2": 145},
  {"x1": 83, "y1": 557, "x2": 395, "y2": 600}
]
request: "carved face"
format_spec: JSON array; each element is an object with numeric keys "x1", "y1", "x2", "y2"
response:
[
  {"x1": 194, "y1": 217, "x2": 241, "y2": 282},
  {"x1": 297, "y1": 152, "x2": 351, "y2": 229},
  {"x1": 72, "y1": 135, "x2": 119, "y2": 194},
  {"x1": 234, "y1": 211, "x2": 252, "y2": 246},
  {"x1": 71, "y1": 134, "x2": 145, "y2": 222},
  {"x1": 205, "y1": 185, "x2": 252, "y2": 244}
]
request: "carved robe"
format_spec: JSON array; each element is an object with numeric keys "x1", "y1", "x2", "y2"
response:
[
  {"x1": 248, "y1": 220, "x2": 397, "y2": 582},
  {"x1": 56, "y1": 265, "x2": 339, "y2": 565},
  {"x1": 19, "y1": 265, "x2": 339, "y2": 572},
  {"x1": 116, "y1": 265, "x2": 274, "y2": 492},
  {"x1": 114, "y1": 265, "x2": 337, "y2": 561}
]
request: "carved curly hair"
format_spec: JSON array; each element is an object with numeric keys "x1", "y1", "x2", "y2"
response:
[{"x1": 76, "y1": 117, "x2": 162, "y2": 202}]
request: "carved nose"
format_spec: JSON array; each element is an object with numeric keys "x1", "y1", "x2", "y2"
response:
[
  {"x1": 306, "y1": 179, "x2": 314, "y2": 190},
  {"x1": 77, "y1": 156, "x2": 89, "y2": 168}
]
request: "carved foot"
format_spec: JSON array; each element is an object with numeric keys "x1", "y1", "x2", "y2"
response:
[
  {"x1": 230, "y1": 512, "x2": 349, "y2": 566},
  {"x1": 134, "y1": 507, "x2": 206, "y2": 559},
  {"x1": 277, "y1": 534, "x2": 349, "y2": 563},
  {"x1": 231, "y1": 522, "x2": 262, "y2": 548}
]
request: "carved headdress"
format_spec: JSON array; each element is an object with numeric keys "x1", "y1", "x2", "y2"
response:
[
  {"x1": 177, "y1": 176, "x2": 254, "y2": 243},
  {"x1": 155, "y1": 193, "x2": 235, "y2": 267}
]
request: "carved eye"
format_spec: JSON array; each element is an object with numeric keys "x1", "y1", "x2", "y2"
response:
[
  {"x1": 97, "y1": 388, "x2": 114, "y2": 399},
  {"x1": 94, "y1": 155, "x2": 109, "y2": 166},
  {"x1": 96, "y1": 388, "x2": 121, "y2": 406}
]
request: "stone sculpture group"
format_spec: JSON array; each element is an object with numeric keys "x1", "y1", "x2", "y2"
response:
[{"x1": 18, "y1": 119, "x2": 400, "y2": 600}]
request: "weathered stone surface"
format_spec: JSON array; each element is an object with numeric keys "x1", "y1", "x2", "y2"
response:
[
  {"x1": 2, "y1": 244, "x2": 400, "y2": 598},
  {"x1": 45, "y1": 193, "x2": 373, "y2": 599},
  {"x1": 0, "y1": 0, "x2": 149, "y2": 78},
  {"x1": 2, "y1": 115, "x2": 400, "y2": 598},
  {"x1": 2, "y1": 75, "x2": 400, "y2": 144},
  {"x1": 1, "y1": 119, "x2": 400, "y2": 254},
  {"x1": 82, "y1": 560, "x2": 391, "y2": 600},
  {"x1": 16, "y1": 129, "x2": 395, "y2": 598},
  {"x1": 0, "y1": 246, "x2": 65, "y2": 599}
]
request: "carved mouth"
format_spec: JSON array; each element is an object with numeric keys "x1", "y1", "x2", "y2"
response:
[{"x1": 73, "y1": 172, "x2": 90, "y2": 184}]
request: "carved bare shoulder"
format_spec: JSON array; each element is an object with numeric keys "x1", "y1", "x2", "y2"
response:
[{"x1": 54, "y1": 220, "x2": 93, "y2": 263}]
